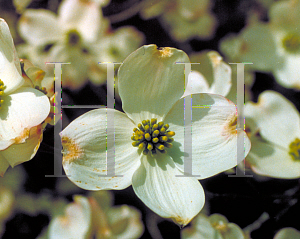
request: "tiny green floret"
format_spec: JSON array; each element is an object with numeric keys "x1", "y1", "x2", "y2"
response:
[
  {"x1": 282, "y1": 33, "x2": 300, "y2": 53},
  {"x1": 131, "y1": 118, "x2": 175, "y2": 156},
  {"x1": 109, "y1": 46, "x2": 121, "y2": 57},
  {"x1": 0, "y1": 80, "x2": 5, "y2": 109},
  {"x1": 289, "y1": 138, "x2": 300, "y2": 161},
  {"x1": 66, "y1": 29, "x2": 81, "y2": 46},
  {"x1": 152, "y1": 137, "x2": 159, "y2": 143}
]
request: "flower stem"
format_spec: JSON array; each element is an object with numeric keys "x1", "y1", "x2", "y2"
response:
[{"x1": 243, "y1": 212, "x2": 269, "y2": 237}]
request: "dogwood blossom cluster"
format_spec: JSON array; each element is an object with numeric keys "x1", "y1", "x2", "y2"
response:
[
  {"x1": 140, "y1": 0, "x2": 217, "y2": 42},
  {"x1": 0, "y1": 19, "x2": 50, "y2": 176},
  {"x1": 181, "y1": 213, "x2": 246, "y2": 239},
  {"x1": 220, "y1": 0, "x2": 300, "y2": 90},
  {"x1": 17, "y1": 0, "x2": 144, "y2": 89},
  {"x1": 48, "y1": 194, "x2": 144, "y2": 239}
]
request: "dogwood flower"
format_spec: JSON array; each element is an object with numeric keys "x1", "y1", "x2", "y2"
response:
[
  {"x1": 48, "y1": 195, "x2": 144, "y2": 239},
  {"x1": 0, "y1": 186, "x2": 14, "y2": 237},
  {"x1": 95, "y1": 27, "x2": 144, "y2": 65},
  {"x1": 184, "y1": 51, "x2": 232, "y2": 97},
  {"x1": 90, "y1": 26, "x2": 145, "y2": 87},
  {"x1": 186, "y1": 50, "x2": 254, "y2": 106},
  {"x1": 220, "y1": 0, "x2": 300, "y2": 90},
  {"x1": 140, "y1": 0, "x2": 217, "y2": 41},
  {"x1": 220, "y1": 22, "x2": 277, "y2": 73},
  {"x1": 48, "y1": 195, "x2": 92, "y2": 239},
  {"x1": 13, "y1": 0, "x2": 32, "y2": 13},
  {"x1": 181, "y1": 213, "x2": 246, "y2": 239},
  {"x1": 20, "y1": 59, "x2": 56, "y2": 126},
  {"x1": 18, "y1": 0, "x2": 109, "y2": 89},
  {"x1": 0, "y1": 19, "x2": 50, "y2": 176},
  {"x1": 0, "y1": 189, "x2": 13, "y2": 237},
  {"x1": 268, "y1": 0, "x2": 300, "y2": 89},
  {"x1": 274, "y1": 228, "x2": 300, "y2": 239},
  {"x1": 245, "y1": 91, "x2": 300, "y2": 178},
  {"x1": 60, "y1": 45, "x2": 251, "y2": 226}
]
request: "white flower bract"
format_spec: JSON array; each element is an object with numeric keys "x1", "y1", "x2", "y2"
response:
[
  {"x1": 0, "y1": 19, "x2": 50, "y2": 176},
  {"x1": 245, "y1": 91, "x2": 300, "y2": 178},
  {"x1": 60, "y1": 45, "x2": 251, "y2": 226}
]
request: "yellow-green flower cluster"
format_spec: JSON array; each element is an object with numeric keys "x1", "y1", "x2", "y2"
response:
[
  {"x1": 131, "y1": 118, "x2": 175, "y2": 155},
  {"x1": 0, "y1": 80, "x2": 4, "y2": 109},
  {"x1": 289, "y1": 138, "x2": 300, "y2": 161}
]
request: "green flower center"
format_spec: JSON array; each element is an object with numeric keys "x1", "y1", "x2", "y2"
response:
[
  {"x1": 131, "y1": 118, "x2": 175, "y2": 156},
  {"x1": 109, "y1": 46, "x2": 120, "y2": 57},
  {"x1": 289, "y1": 138, "x2": 300, "y2": 161},
  {"x1": 66, "y1": 29, "x2": 81, "y2": 46},
  {"x1": 0, "y1": 80, "x2": 5, "y2": 109},
  {"x1": 282, "y1": 33, "x2": 300, "y2": 53}
]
